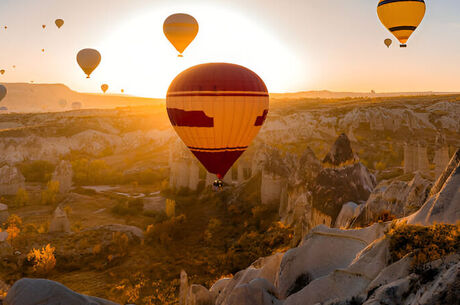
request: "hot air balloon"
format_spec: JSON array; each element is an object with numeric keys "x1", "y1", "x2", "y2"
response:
[
  {"x1": 166, "y1": 63, "x2": 269, "y2": 180},
  {"x1": 121, "y1": 89, "x2": 124, "y2": 93},
  {"x1": 41, "y1": 49, "x2": 45, "y2": 53},
  {"x1": 12, "y1": 65, "x2": 15, "y2": 69},
  {"x1": 55, "y1": 19, "x2": 64, "y2": 29},
  {"x1": 101, "y1": 84, "x2": 109, "y2": 93},
  {"x1": 384, "y1": 38, "x2": 392, "y2": 48},
  {"x1": 0, "y1": 70, "x2": 4, "y2": 75},
  {"x1": 77, "y1": 48, "x2": 101, "y2": 78},
  {"x1": 42, "y1": 24, "x2": 46, "y2": 29},
  {"x1": 163, "y1": 13, "x2": 198, "y2": 57},
  {"x1": 0, "y1": 85, "x2": 7, "y2": 102},
  {"x1": 4, "y1": 26, "x2": 7, "y2": 30},
  {"x1": 377, "y1": 0, "x2": 426, "y2": 48}
]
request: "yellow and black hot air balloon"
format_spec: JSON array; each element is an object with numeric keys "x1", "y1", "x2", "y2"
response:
[
  {"x1": 166, "y1": 63, "x2": 269, "y2": 180},
  {"x1": 163, "y1": 13, "x2": 198, "y2": 57},
  {"x1": 384, "y1": 38, "x2": 392, "y2": 48},
  {"x1": 77, "y1": 48, "x2": 101, "y2": 78},
  {"x1": 377, "y1": 0, "x2": 426, "y2": 48},
  {"x1": 55, "y1": 19, "x2": 64, "y2": 29},
  {"x1": 101, "y1": 84, "x2": 109, "y2": 93}
]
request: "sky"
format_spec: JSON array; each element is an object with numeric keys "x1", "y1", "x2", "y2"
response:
[{"x1": 0, "y1": 0, "x2": 459, "y2": 98}]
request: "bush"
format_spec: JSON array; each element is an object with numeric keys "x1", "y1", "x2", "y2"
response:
[
  {"x1": 41, "y1": 180, "x2": 60, "y2": 205},
  {"x1": 19, "y1": 160, "x2": 55, "y2": 182},
  {"x1": 387, "y1": 222, "x2": 459, "y2": 271},
  {"x1": 12, "y1": 188, "x2": 29, "y2": 207},
  {"x1": 145, "y1": 214, "x2": 187, "y2": 245},
  {"x1": 111, "y1": 198, "x2": 144, "y2": 216},
  {"x1": 27, "y1": 244, "x2": 56, "y2": 275}
]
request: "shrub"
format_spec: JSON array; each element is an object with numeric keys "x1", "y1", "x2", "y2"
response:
[
  {"x1": 386, "y1": 222, "x2": 459, "y2": 271},
  {"x1": 145, "y1": 214, "x2": 187, "y2": 245},
  {"x1": 27, "y1": 244, "x2": 56, "y2": 275},
  {"x1": 12, "y1": 188, "x2": 29, "y2": 207},
  {"x1": 18, "y1": 160, "x2": 54, "y2": 182},
  {"x1": 111, "y1": 198, "x2": 144, "y2": 216},
  {"x1": 41, "y1": 180, "x2": 60, "y2": 205}
]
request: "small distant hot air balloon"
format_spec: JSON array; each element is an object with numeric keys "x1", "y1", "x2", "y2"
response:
[
  {"x1": 163, "y1": 13, "x2": 198, "y2": 57},
  {"x1": 0, "y1": 85, "x2": 6, "y2": 102},
  {"x1": 377, "y1": 0, "x2": 426, "y2": 48},
  {"x1": 42, "y1": 24, "x2": 46, "y2": 29},
  {"x1": 101, "y1": 84, "x2": 109, "y2": 93},
  {"x1": 121, "y1": 89, "x2": 124, "y2": 93},
  {"x1": 55, "y1": 19, "x2": 64, "y2": 29},
  {"x1": 12, "y1": 65, "x2": 15, "y2": 69},
  {"x1": 4, "y1": 26, "x2": 7, "y2": 30},
  {"x1": 384, "y1": 38, "x2": 392, "y2": 48},
  {"x1": 166, "y1": 63, "x2": 269, "y2": 180},
  {"x1": 71, "y1": 101, "x2": 82, "y2": 110},
  {"x1": 41, "y1": 49, "x2": 45, "y2": 53},
  {"x1": 0, "y1": 70, "x2": 5, "y2": 75},
  {"x1": 77, "y1": 48, "x2": 101, "y2": 78}
]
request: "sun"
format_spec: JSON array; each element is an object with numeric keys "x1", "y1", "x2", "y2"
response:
[{"x1": 89, "y1": 4, "x2": 307, "y2": 98}]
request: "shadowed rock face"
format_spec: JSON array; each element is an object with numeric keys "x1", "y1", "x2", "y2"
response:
[
  {"x1": 313, "y1": 162, "x2": 376, "y2": 223},
  {"x1": 322, "y1": 133, "x2": 355, "y2": 166},
  {"x1": 5, "y1": 278, "x2": 119, "y2": 305}
]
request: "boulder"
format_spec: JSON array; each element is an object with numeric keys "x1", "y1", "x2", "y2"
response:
[
  {"x1": 335, "y1": 202, "x2": 363, "y2": 228},
  {"x1": 277, "y1": 224, "x2": 386, "y2": 299},
  {"x1": 51, "y1": 160, "x2": 73, "y2": 193},
  {"x1": 188, "y1": 284, "x2": 214, "y2": 305},
  {"x1": 4, "y1": 278, "x2": 119, "y2": 305},
  {"x1": 404, "y1": 149, "x2": 460, "y2": 226},
  {"x1": 221, "y1": 278, "x2": 282, "y2": 305},
  {"x1": 48, "y1": 206, "x2": 71, "y2": 233},
  {"x1": 0, "y1": 203, "x2": 9, "y2": 225},
  {"x1": 0, "y1": 165, "x2": 25, "y2": 195},
  {"x1": 216, "y1": 253, "x2": 283, "y2": 305}
]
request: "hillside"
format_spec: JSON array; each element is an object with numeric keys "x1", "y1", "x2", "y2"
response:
[{"x1": 0, "y1": 83, "x2": 163, "y2": 113}]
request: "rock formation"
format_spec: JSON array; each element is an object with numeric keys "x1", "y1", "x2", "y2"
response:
[
  {"x1": 322, "y1": 133, "x2": 356, "y2": 166},
  {"x1": 361, "y1": 172, "x2": 432, "y2": 223},
  {"x1": 4, "y1": 278, "x2": 119, "y2": 305},
  {"x1": 0, "y1": 203, "x2": 9, "y2": 225},
  {"x1": 48, "y1": 206, "x2": 71, "y2": 233},
  {"x1": 0, "y1": 165, "x2": 25, "y2": 195},
  {"x1": 51, "y1": 160, "x2": 73, "y2": 193}
]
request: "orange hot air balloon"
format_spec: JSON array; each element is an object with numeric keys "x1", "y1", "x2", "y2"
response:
[
  {"x1": 42, "y1": 24, "x2": 46, "y2": 29},
  {"x1": 101, "y1": 84, "x2": 109, "y2": 93},
  {"x1": 0, "y1": 70, "x2": 4, "y2": 75},
  {"x1": 166, "y1": 63, "x2": 269, "y2": 179},
  {"x1": 4, "y1": 26, "x2": 7, "y2": 30},
  {"x1": 163, "y1": 13, "x2": 198, "y2": 57},
  {"x1": 55, "y1": 19, "x2": 64, "y2": 29},
  {"x1": 41, "y1": 49, "x2": 45, "y2": 53},
  {"x1": 77, "y1": 48, "x2": 101, "y2": 78},
  {"x1": 121, "y1": 89, "x2": 124, "y2": 93}
]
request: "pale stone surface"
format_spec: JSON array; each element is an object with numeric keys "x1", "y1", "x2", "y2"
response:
[
  {"x1": 261, "y1": 171, "x2": 285, "y2": 205},
  {"x1": 0, "y1": 202, "x2": 9, "y2": 224},
  {"x1": 48, "y1": 206, "x2": 71, "y2": 233},
  {"x1": 51, "y1": 160, "x2": 73, "y2": 193},
  {"x1": 0, "y1": 165, "x2": 25, "y2": 195}
]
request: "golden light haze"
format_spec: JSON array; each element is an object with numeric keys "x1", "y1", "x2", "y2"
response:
[{"x1": 0, "y1": 0, "x2": 459, "y2": 97}]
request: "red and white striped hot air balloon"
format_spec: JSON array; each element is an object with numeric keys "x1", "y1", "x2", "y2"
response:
[{"x1": 166, "y1": 63, "x2": 269, "y2": 180}]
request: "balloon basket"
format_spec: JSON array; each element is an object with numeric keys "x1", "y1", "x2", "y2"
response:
[
  {"x1": 178, "y1": 54, "x2": 184, "y2": 58},
  {"x1": 400, "y1": 44, "x2": 407, "y2": 48}
]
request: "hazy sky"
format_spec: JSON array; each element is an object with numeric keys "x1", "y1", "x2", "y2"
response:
[{"x1": 0, "y1": 0, "x2": 459, "y2": 97}]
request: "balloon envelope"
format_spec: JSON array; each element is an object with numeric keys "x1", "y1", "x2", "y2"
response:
[
  {"x1": 384, "y1": 38, "x2": 392, "y2": 48},
  {"x1": 0, "y1": 70, "x2": 4, "y2": 75},
  {"x1": 166, "y1": 63, "x2": 269, "y2": 179},
  {"x1": 42, "y1": 25, "x2": 46, "y2": 29},
  {"x1": 0, "y1": 85, "x2": 7, "y2": 102},
  {"x1": 163, "y1": 13, "x2": 198, "y2": 56},
  {"x1": 377, "y1": 0, "x2": 426, "y2": 47},
  {"x1": 55, "y1": 19, "x2": 64, "y2": 28},
  {"x1": 77, "y1": 48, "x2": 101, "y2": 78},
  {"x1": 101, "y1": 84, "x2": 109, "y2": 93}
]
